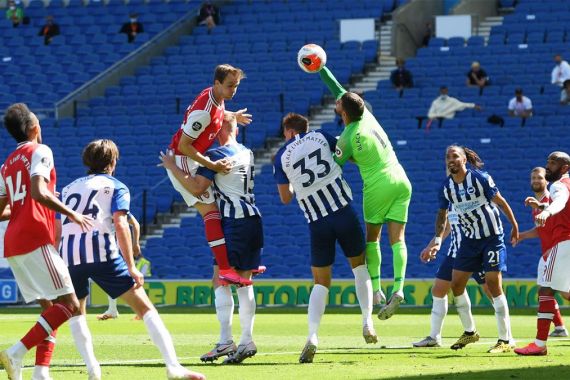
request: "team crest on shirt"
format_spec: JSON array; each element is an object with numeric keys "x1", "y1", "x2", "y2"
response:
[
  {"x1": 335, "y1": 146, "x2": 343, "y2": 158},
  {"x1": 458, "y1": 187, "x2": 475, "y2": 196},
  {"x1": 104, "y1": 187, "x2": 111, "y2": 195},
  {"x1": 209, "y1": 133, "x2": 216, "y2": 140},
  {"x1": 192, "y1": 122, "x2": 202, "y2": 131}
]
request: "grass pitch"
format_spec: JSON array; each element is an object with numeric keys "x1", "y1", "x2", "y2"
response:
[{"x1": 0, "y1": 307, "x2": 569, "y2": 379}]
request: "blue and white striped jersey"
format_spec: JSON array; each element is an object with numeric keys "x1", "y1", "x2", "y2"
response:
[
  {"x1": 60, "y1": 174, "x2": 130, "y2": 266},
  {"x1": 273, "y1": 131, "x2": 353, "y2": 223},
  {"x1": 197, "y1": 142, "x2": 260, "y2": 219},
  {"x1": 447, "y1": 208, "x2": 462, "y2": 258},
  {"x1": 439, "y1": 168, "x2": 503, "y2": 239}
]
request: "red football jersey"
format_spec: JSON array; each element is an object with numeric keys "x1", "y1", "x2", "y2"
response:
[
  {"x1": 169, "y1": 87, "x2": 225, "y2": 155},
  {"x1": 0, "y1": 142, "x2": 57, "y2": 257},
  {"x1": 533, "y1": 193, "x2": 554, "y2": 259},
  {"x1": 548, "y1": 177, "x2": 570, "y2": 248}
]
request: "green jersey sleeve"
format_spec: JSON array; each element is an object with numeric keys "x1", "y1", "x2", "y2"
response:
[
  {"x1": 333, "y1": 130, "x2": 353, "y2": 166},
  {"x1": 319, "y1": 66, "x2": 347, "y2": 100}
]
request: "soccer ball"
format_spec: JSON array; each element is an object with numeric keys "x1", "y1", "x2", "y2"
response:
[{"x1": 297, "y1": 44, "x2": 327, "y2": 73}]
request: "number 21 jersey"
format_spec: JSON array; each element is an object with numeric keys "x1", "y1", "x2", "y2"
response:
[
  {"x1": 274, "y1": 131, "x2": 352, "y2": 223},
  {"x1": 0, "y1": 142, "x2": 57, "y2": 257}
]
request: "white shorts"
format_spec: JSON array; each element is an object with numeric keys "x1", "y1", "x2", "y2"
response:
[
  {"x1": 8, "y1": 245, "x2": 75, "y2": 303},
  {"x1": 537, "y1": 256, "x2": 547, "y2": 287},
  {"x1": 167, "y1": 155, "x2": 215, "y2": 207},
  {"x1": 540, "y1": 240, "x2": 570, "y2": 292}
]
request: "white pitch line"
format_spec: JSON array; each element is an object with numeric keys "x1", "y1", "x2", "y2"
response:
[{"x1": 18, "y1": 337, "x2": 570, "y2": 371}]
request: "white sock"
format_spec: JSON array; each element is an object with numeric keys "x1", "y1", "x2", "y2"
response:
[
  {"x1": 7, "y1": 341, "x2": 27, "y2": 361},
  {"x1": 33, "y1": 365, "x2": 49, "y2": 379},
  {"x1": 107, "y1": 296, "x2": 118, "y2": 314},
  {"x1": 142, "y1": 310, "x2": 179, "y2": 369},
  {"x1": 492, "y1": 294, "x2": 511, "y2": 342},
  {"x1": 308, "y1": 284, "x2": 329, "y2": 345},
  {"x1": 535, "y1": 338, "x2": 546, "y2": 347},
  {"x1": 430, "y1": 295, "x2": 448, "y2": 341},
  {"x1": 215, "y1": 286, "x2": 235, "y2": 344},
  {"x1": 236, "y1": 286, "x2": 256, "y2": 345},
  {"x1": 352, "y1": 265, "x2": 373, "y2": 326},
  {"x1": 69, "y1": 315, "x2": 99, "y2": 373},
  {"x1": 454, "y1": 292, "x2": 476, "y2": 332}
]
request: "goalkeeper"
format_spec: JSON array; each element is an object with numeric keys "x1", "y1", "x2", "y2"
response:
[{"x1": 318, "y1": 65, "x2": 412, "y2": 320}]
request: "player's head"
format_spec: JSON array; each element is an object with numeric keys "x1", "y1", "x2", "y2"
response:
[
  {"x1": 336, "y1": 92, "x2": 364, "y2": 125},
  {"x1": 446, "y1": 145, "x2": 484, "y2": 175},
  {"x1": 82, "y1": 139, "x2": 120, "y2": 175},
  {"x1": 530, "y1": 167, "x2": 547, "y2": 193},
  {"x1": 515, "y1": 88, "x2": 523, "y2": 100},
  {"x1": 471, "y1": 61, "x2": 480, "y2": 72},
  {"x1": 217, "y1": 113, "x2": 238, "y2": 144},
  {"x1": 281, "y1": 112, "x2": 309, "y2": 140},
  {"x1": 554, "y1": 54, "x2": 563, "y2": 65},
  {"x1": 213, "y1": 64, "x2": 245, "y2": 100},
  {"x1": 3, "y1": 103, "x2": 41, "y2": 144},
  {"x1": 439, "y1": 86, "x2": 448, "y2": 96},
  {"x1": 545, "y1": 151, "x2": 570, "y2": 182}
]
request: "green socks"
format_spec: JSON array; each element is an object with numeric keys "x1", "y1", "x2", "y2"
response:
[
  {"x1": 365, "y1": 242, "x2": 381, "y2": 292},
  {"x1": 391, "y1": 241, "x2": 408, "y2": 294}
]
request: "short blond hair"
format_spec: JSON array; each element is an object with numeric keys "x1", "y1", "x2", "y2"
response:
[{"x1": 214, "y1": 64, "x2": 245, "y2": 84}]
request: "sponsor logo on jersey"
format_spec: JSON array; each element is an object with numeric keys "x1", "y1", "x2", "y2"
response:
[
  {"x1": 41, "y1": 157, "x2": 51, "y2": 167},
  {"x1": 192, "y1": 121, "x2": 202, "y2": 131},
  {"x1": 104, "y1": 187, "x2": 111, "y2": 195}
]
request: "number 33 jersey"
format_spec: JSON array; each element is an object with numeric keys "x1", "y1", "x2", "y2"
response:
[
  {"x1": 0, "y1": 142, "x2": 57, "y2": 257},
  {"x1": 273, "y1": 131, "x2": 353, "y2": 223},
  {"x1": 60, "y1": 174, "x2": 130, "y2": 266}
]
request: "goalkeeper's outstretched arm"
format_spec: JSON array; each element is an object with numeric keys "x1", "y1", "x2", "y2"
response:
[{"x1": 319, "y1": 66, "x2": 347, "y2": 100}]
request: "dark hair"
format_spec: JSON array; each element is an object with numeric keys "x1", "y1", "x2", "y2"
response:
[
  {"x1": 83, "y1": 139, "x2": 120, "y2": 174},
  {"x1": 3, "y1": 103, "x2": 35, "y2": 143},
  {"x1": 282, "y1": 112, "x2": 309, "y2": 134},
  {"x1": 214, "y1": 64, "x2": 245, "y2": 84},
  {"x1": 340, "y1": 92, "x2": 364, "y2": 122},
  {"x1": 447, "y1": 145, "x2": 484, "y2": 169},
  {"x1": 515, "y1": 88, "x2": 523, "y2": 95}
]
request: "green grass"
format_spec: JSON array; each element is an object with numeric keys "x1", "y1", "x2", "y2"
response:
[{"x1": 1, "y1": 307, "x2": 569, "y2": 379}]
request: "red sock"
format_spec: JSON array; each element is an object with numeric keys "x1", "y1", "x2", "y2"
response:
[
  {"x1": 35, "y1": 330, "x2": 57, "y2": 367},
  {"x1": 537, "y1": 295, "x2": 556, "y2": 342},
  {"x1": 21, "y1": 304, "x2": 73, "y2": 350},
  {"x1": 553, "y1": 299, "x2": 565, "y2": 327},
  {"x1": 203, "y1": 211, "x2": 230, "y2": 270}
]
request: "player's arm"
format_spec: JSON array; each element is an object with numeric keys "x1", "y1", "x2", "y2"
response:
[
  {"x1": 420, "y1": 217, "x2": 450, "y2": 263},
  {"x1": 491, "y1": 192, "x2": 519, "y2": 244},
  {"x1": 224, "y1": 109, "x2": 252, "y2": 126},
  {"x1": 333, "y1": 134, "x2": 353, "y2": 167},
  {"x1": 114, "y1": 211, "x2": 143, "y2": 287},
  {"x1": 54, "y1": 218, "x2": 62, "y2": 249},
  {"x1": 277, "y1": 184, "x2": 294, "y2": 204},
  {"x1": 319, "y1": 66, "x2": 347, "y2": 100},
  {"x1": 536, "y1": 181, "x2": 570, "y2": 226},
  {"x1": 514, "y1": 227, "x2": 539, "y2": 247},
  {"x1": 0, "y1": 203, "x2": 10, "y2": 221},
  {"x1": 159, "y1": 151, "x2": 212, "y2": 197},
  {"x1": 127, "y1": 213, "x2": 141, "y2": 257}
]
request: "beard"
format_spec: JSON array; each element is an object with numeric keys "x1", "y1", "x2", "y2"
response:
[
  {"x1": 545, "y1": 169, "x2": 560, "y2": 182},
  {"x1": 531, "y1": 183, "x2": 544, "y2": 193}
]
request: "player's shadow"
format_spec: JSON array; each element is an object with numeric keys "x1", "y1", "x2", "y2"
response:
[
  {"x1": 196, "y1": 361, "x2": 335, "y2": 366},
  {"x1": 360, "y1": 365, "x2": 570, "y2": 380}
]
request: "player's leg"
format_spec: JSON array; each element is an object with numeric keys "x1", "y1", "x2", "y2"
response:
[
  {"x1": 301, "y1": 219, "x2": 335, "y2": 364},
  {"x1": 68, "y1": 297, "x2": 101, "y2": 380},
  {"x1": 194, "y1": 201, "x2": 251, "y2": 286},
  {"x1": 336, "y1": 206, "x2": 375, "y2": 343},
  {"x1": 481, "y1": 235, "x2": 512, "y2": 353},
  {"x1": 96, "y1": 295, "x2": 119, "y2": 321},
  {"x1": 1, "y1": 246, "x2": 79, "y2": 380},
  {"x1": 33, "y1": 299, "x2": 56, "y2": 380},
  {"x1": 121, "y1": 286, "x2": 205, "y2": 379},
  {"x1": 365, "y1": 222, "x2": 384, "y2": 305},
  {"x1": 537, "y1": 256, "x2": 568, "y2": 337},
  {"x1": 449, "y1": 269, "x2": 479, "y2": 349},
  {"x1": 414, "y1": 255, "x2": 454, "y2": 348}
]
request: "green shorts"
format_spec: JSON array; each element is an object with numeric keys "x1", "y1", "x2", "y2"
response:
[{"x1": 362, "y1": 165, "x2": 412, "y2": 225}]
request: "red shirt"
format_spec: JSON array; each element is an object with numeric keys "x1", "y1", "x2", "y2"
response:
[
  {"x1": 533, "y1": 193, "x2": 554, "y2": 259},
  {"x1": 0, "y1": 142, "x2": 56, "y2": 257},
  {"x1": 548, "y1": 177, "x2": 570, "y2": 248},
  {"x1": 169, "y1": 87, "x2": 225, "y2": 155}
]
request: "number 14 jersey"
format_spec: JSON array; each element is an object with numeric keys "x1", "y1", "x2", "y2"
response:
[
  {"x1": 0, "y1": 142, "x2": 57, "y2": 257},
  {"x1": 60, "y1": 174, "x2": 130, "y2": 266},
  {"x1": 274, "y1": 131, "x2": 353, "y2": 223}
]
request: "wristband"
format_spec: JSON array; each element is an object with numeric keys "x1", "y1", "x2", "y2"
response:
[{"x1": 434, "y1": 237, "x2": 442, "y2": 246}]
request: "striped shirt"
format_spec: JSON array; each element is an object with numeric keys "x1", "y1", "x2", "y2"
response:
[
  {"x1": 439, "y1": 168, "x2": 503, "y2": 239},
  {"x1": 197, "y1": 142, "x2": 260, "y2": 219},
  {"x1": 60, "y1": 174, "x2": 130, "y2": 266},
  {"x1": 447, "y1": 208, "x2": 462, "y2": 258},
  {"x1": 273, "y1": 131, "x2": 353, "y2": 223}
]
